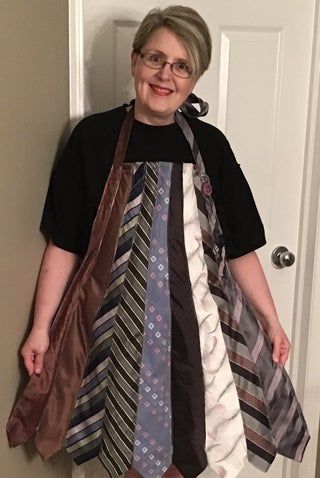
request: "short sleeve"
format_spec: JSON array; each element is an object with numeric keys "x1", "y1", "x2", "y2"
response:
[
  {"x1": 214, "y1": 139, "x2": 266, "y2": 259},
  {"x1": 40, "y1": 123, "x2": 87, "y2": 255}
]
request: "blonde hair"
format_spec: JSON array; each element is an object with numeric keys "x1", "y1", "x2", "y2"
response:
[{"x1": 132, "y1": 5, "x2": 212, "y2": 79}]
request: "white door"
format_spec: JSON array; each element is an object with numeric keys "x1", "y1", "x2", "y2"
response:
[{"x1": 70, "y1": 1, "x2": 316, "y2": 477}]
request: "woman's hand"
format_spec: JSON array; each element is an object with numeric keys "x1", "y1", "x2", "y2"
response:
[
  {"x1": 228, "y1": 252, "x2": 292, "y2": 366},
  {"x1": 21, "y1": 327, "x2": 50, "y2": 376},
  {"x1": 19, "y1": 240, "x2": 80, "y2": 377},
  {"x1": 264, "y1": 320, "x2": 291, "y2": 366}
]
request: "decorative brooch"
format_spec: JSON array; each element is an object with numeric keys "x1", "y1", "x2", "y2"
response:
[{"x1": 200, "y1": 173, "x2": 212, "y2": 196}]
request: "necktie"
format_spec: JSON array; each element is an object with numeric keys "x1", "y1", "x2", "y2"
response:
[
  {"x1": 99, "y1": 162, "x2": 159, "y2": 477},
  {"x1": 168, "y1": 163, "x2": 207, "y2": 477},
  {"x1": 183, "y1": 163, "x2": 248, "y2": 477},
  {"x1": 193, "y1": 169, "x2": 277, "y2": 471},
  {"x1": 132, "y1": 162, "x2": 173, "y2": 478},
  {"x1": 65, "y1": 163, "x2": 145, "y2": 464},
  {"x1": 176, "y1": 112, "x2": 277, "y2": 471}
]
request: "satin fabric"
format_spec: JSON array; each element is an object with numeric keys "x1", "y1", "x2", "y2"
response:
[
  {"x1": 168, "y1": 163, "x2": 207, "y2": 477},
  {"x1": 7, "y1": 148, "x2": 134, "y2": 458},
  {"x1": 65, "y1": 163, "x2": 145, "y2": 463},
  {"x1": 183, "y1": 163, "x2": 247, "y2": 477}
]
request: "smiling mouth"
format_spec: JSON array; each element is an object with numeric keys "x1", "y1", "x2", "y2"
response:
[{"x1": 150, "y1": 84, "x2": 174, "y2": 96}]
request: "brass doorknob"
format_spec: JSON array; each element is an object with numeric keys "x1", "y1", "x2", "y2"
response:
[{"x1": 271, "y1": 246, "x2": 295, "y2": 269}]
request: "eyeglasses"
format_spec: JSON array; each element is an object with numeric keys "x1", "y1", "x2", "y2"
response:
[{"x1": 139, "y1": 52, "x2": 193, "y2": 79}]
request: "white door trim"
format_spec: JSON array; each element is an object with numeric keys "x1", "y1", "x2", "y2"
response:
[
  {"x1": 67, "y1": 1, "x2": 320, "y2": 476},
  {"x1": 285, "y1": 0, "x2": 320, "y2": 476},
  {"x1": 69, "y1": 0, "x2": 84, "y2": 121}
]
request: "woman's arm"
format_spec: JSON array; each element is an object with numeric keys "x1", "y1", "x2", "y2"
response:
[
  {"x1": 228, "y1": 251, "x2": 290, "y2": 366},
  {"x1": 21, "y1": 241, "x2": 81, "y2": 376}
]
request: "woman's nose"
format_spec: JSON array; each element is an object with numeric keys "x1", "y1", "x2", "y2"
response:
[{"x1": 156, "y1": 62, "x2": 172, "y2": 80}]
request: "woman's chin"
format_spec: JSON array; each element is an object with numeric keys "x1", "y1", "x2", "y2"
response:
[{"x1": 135, "y1": 97, "x2": 177, "y2": 123}]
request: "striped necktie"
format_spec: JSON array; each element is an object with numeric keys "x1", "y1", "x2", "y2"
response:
[
  {"x1": 99, "y1": 162, "x2": 159, "y2": 477},
  {"x1": 175, "y1": 111, "x2": 277, "y2": 471},
  {"x1": 178, "y1": 109, "x2": 309, "y2": 469},
  {"x1": 64, "y1": 162, "x2": 145, "y2": 464}
]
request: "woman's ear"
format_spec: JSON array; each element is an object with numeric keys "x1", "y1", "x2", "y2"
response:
[{"x1": 131, "y1": 51, "x2": 138, "y2": 77}]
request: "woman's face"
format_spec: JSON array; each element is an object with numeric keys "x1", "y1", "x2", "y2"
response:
[{"x1": 131, "y1": 27, "x2": 198, "y2": 125}]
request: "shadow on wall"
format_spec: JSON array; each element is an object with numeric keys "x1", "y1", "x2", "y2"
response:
[{"x1": 84, "y1": 17, "x2": 137, "y2": 114}]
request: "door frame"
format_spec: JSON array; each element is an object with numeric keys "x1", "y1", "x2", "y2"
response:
[
  {"x1": 284, "y1": 1, "x2": 320, "y2": 476},
  {"x1": 68, "y1": 1, "x2": 320, "y2": 476},
  {"x1": 69, "y1": 0, "x2": 85, "y2": 123}
]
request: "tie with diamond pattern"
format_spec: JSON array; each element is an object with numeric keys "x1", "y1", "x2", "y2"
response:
[
  {"x1": 132, "y1": 162, "x2": 173, "y2": 478},
  {"x1": 98, "y1": 162, "x2": 159, "y2": 478}
]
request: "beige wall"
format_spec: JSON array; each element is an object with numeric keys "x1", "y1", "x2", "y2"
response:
[{"x1": 0, "y1": 1, "x2": 71, "y2": 476}]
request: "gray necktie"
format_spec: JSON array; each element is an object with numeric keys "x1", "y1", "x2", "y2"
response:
[{"x1": 132, "y1": 162, "x2": 173, "y2": 478}]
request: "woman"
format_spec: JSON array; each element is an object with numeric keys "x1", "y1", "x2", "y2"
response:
[{"x1": 8, "y1": 5, "x2": 308, "y2": 478}]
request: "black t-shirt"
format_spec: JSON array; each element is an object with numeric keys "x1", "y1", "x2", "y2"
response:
[{"x1": 40, "y1": 104, "x2": 266, "y2": 259}]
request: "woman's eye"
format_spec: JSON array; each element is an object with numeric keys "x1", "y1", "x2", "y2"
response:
[
  {"x1": 150, "y1": 54, "x2": 163, "y2": 63},
  {"x1": 177, "y1": 62, "x2": 188, "y2": 70}
]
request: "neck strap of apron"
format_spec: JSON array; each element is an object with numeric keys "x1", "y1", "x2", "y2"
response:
[
  {"x1": 113, "y1": 105, "x2": 135, "y2": 168},
  {"x1": 174, "y1": 110, "x2": 206, "y2": 177}
]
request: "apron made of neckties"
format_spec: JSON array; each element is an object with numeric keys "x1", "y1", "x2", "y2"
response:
[
  {"x1": 65, "y1": 107, "x2": 309, "y2": 477},
  {"x1": 7, "y1": 106, "x2": 310, "y2": 478}
]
